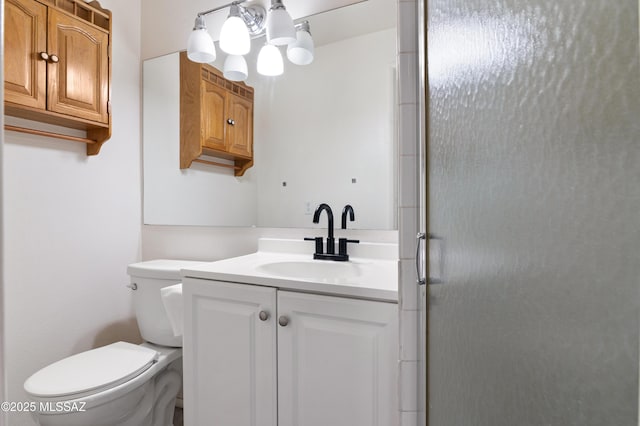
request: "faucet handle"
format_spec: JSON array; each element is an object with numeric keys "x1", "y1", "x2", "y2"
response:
[
  {"x1": 338, "y1": 238, "x2": 359, "y2": 257},
  {"x1": 304, "y1": 237, "x2": 324, "y2": 255}
]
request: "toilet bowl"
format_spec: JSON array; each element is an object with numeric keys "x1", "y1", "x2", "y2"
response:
[{"x1": 23, "y1": 259, "x2": 205, "y2": 426}]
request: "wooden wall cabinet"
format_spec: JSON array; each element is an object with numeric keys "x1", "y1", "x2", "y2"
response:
[
  {"x1": 180, "y1": 51, "x2": 254, "y2": 176},
  {"x1": 4, "y1": 0, "x2": 112, "y2": 155}
]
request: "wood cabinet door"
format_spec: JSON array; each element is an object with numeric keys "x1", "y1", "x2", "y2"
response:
[
  {"x1": 4, "y1": 0, "x2": 47, "y2": 109},
  {"x1": 47, "y1": 8, "x2": 109, "y2": 123},
  {"x1": 201, "y1": 80, "x2": 227, "y2": 151},
  {"x1": 225, "y1": 93, "x2": 253, "y2": 157},
  {"x1": 183, "y1": 278, "x2": 277, "y2": 426},
  {"x1": 277, "y1": 291, "x2": 399, "y2": 426}
]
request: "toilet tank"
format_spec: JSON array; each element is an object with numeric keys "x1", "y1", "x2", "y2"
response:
[{"x1": 127, "y1": 259, "x2": 206, "y2": 347}]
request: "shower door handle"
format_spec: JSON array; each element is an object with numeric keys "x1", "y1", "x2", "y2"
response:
[
  {"x1": 416, "y1": 233, "x2": 427, "y2": 285},
  {"x1": 417, "y1": 233, "x2": 445, "y2": 286}
]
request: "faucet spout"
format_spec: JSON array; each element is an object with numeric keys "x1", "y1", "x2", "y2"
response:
[
  {"x1": 313, "y1": 203, "x2": 334, "y2": 253},
  {"x1": 341, "y1": 204, "x2": 355, "y2": 229}
]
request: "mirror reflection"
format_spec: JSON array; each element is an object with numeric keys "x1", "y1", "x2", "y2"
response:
[{"x1": 143, "y1": 0, "x2": 397, "y2": 229}]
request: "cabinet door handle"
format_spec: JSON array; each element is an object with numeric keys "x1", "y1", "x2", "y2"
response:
[
  {"x1": 49, "y1": 54, "x2": 59, "y2": 63},
  {"x1": 39, "y1": 52, "x2": 49, "y2": 61},
  {"x1": 227, "y1": 118, "x2": 235, "y2": 126},
  {"x1": 278, "y1": 316, "x2": 289, "y2": 327},
  {"x1": 259, "y1": 310, "x2": 270, "y2": 321}
]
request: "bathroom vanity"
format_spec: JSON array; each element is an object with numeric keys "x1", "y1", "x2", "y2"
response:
[{"x1": 180, "y1": 238, "x2": 399, "y2": 426}]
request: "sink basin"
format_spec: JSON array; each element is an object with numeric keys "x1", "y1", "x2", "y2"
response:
[{"x1": 257, "y1": 260, "x2": 363, "y2": 281}]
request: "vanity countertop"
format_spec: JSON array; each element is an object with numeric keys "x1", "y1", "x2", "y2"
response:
[{"x1": 180, "y1": 238, "x2": 398, "y2": 302}]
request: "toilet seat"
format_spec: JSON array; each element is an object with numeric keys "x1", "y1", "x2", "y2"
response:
[{"x1": 24, "y1": 342, "x2": 159, "y2": 399}]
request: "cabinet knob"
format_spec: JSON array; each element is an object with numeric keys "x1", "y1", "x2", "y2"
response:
[
  {"x1": 258, "y1": 310, "x2": 270, "y2": 321},
  {"x1": 278, "y1": 316, "x2": 289, "y2": 327},
  {"x1": 39, "y1": 52, "x2": 49, "y2": 61},
  {"x1": 49, "y1": 54, "x2": 59, "y2": 63},
  {"x1": 227, "y1": 118, "x2": 235, "y2": 126}
]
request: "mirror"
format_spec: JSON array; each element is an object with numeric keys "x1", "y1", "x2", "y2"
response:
[{"x1": 142, "y1": 0, "x2": 397, "y2": 229}]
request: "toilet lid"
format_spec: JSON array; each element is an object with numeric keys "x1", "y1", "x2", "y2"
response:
[{"x1": 24, "y1": 342, "x2": 159, "y2": 398}]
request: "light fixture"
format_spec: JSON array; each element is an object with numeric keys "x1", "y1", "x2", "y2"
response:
[
  {"x1": 219, "y1": 4, "x2": 251, "y2": 55},
  {"x1": 266, "y1": 0, "x2": 296, "y2": 46},
  {"x1": 187, "y1": 1, "x2": 314, "y2": 79},
  {"x1": 223, "y1": 55, "x2": 249, "y2": 81},
  {"x1": 287, "y1": 21, "x2": 314, "y2": 66},
  {"x1": 187, "y1": 15, "x2": 216, "y2": 63},
  {"x1": 257, "y1": 44, "x2": 284, "y2": 76}
]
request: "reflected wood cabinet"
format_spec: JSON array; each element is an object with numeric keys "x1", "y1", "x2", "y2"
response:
[
  {"x1": 4, "y1": 0, "x2": 112, "y2": 154},
  {"x1": 179, "y1": 51, "x2": 254, "y2": 176},
  {"x1": 183, "y1": 278, "x2": 399, "y2": 426}
]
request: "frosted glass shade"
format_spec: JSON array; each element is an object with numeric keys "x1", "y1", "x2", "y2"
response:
[
  {"x1": 223, "y1": 55, "x2": 248, "y2": 81},
  {"x1": 266, "y1": 7, "x2": 295, "y2": 45},
  {"x1": 257, "y1": 44, "x2": 284, "y2": 76},
  {"x1": 187, "y1": 18, "x2": 216, "y2": 63},
  {"x1": 287, "y1": 29, "x2": 314, "y2": 65},
  {"x1": 220, "y1": 15, "x2": 251, "y2": 55}
]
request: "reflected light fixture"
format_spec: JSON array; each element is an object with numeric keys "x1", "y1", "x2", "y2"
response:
[
  {"x1": 266, "y1": 0, "x2": 296, "y2": 46},
  {"x1": 287, "y1": 21, "x2": 314, "y2": 66},
  {"x1": 257, "y1": 44, "x2": 284, "y2": 76},
  {"x1": 186, "y1": 0, "x2": 314, "y2": 79},
  {"x1": 224, "y1": 55, "x2": 249, "y2": 81}
]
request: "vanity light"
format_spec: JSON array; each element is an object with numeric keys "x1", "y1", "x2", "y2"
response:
[
  {"x1": 257, "y1": 44, "x2": 284, "y2": 76},
  {"x1": 287, "y1": 21, "x2": 314, "y2": 65},
  {"x1": 219, "y1": 4, "x2": 251, "y2": 55},
  {"x1": 223, "y1": 55, "x2": 249, "y2": 81},
  {"x1": 187, "y1": 15, "x2": 216, "y2": 63},
  {"x1": 266, "y1": 0, "x2": 296, "y2": 46},
  {"x1": 187, "y1": 0, "x2": 314, "y2": 78}
]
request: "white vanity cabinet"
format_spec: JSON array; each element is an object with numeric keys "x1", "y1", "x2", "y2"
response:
[{"x1": 182, "y1": 277, "x2": 399, "y2": 426}]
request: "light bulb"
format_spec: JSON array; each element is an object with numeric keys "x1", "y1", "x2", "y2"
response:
[
  {"x1": 287, "y1": 26, "x2": 314, "y2": 65},
  {"x1": 224, "y1": 55, "x2": 249, "y2": 81},
  {"x1": 257, "y1": 44, "x2": 284, "y2": 76},
  {"x1": 187, "y1": 16, "x2": 216, "y2": 63},
  {"x1": 266, "y1": 1, "x2": 295, "y2": 46},
  {"x1": 219, "y1": 5, "x2": 251, "y2": 55}
]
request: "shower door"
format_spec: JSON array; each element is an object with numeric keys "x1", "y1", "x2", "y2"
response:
[{"x1": 423, "y1": 0, "x2": 640, "y2": 424}]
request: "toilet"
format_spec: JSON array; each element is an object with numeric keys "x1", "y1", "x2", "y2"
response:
[{"x1": 23, "y1": 259, "x2": 204, "y2": 426}]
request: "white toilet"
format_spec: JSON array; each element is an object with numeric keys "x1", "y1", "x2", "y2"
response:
[{"x1": 23, "y1": 259, "x2": 204, "y2": 426}]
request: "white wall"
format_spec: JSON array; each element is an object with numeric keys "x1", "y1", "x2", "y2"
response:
[
  {"x1": 254, "y1": 29, "x2": 397, "y2": 229},
  {"x1": 2, "y1": 1, "x2": 143, "y2": 424},
  {"x1": 143, "y1": 53, "x2": 258, "y2": 227}
]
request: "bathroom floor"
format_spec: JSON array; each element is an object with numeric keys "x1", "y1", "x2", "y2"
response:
[{"x1": 173, "y1": 407, "x2": 184, "y2": 426}]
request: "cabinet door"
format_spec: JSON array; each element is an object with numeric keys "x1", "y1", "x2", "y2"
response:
[
  {"x1": 4, "y1": 0, "x2": 47, "y2": 109},
  {"x1": 183, "y1": 278, "x2": 277, "y2": 426},
  {"x1": 277, "y1": 291, "x2": 399, "y2": 426},
  {"x1": 201, "y1": 81, "x2": 227, "y2": 151},
  {"x1": 225, "y1": 93, "x2": 253, "y2": 157},
  {"x1": 47, "y1": 8, "x2": 109, "y2": 123}
]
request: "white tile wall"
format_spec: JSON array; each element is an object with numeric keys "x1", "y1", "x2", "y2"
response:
[{"x1": 396, "y1": 0, "x2": 421, "y2": 425}]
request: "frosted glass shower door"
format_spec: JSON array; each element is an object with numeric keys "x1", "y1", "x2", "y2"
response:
[{"x1": 425, "y1": 0, "x2": 640, "y2": 424}]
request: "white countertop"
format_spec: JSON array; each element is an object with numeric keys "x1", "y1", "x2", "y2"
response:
[{"x1": 180, "y1": 238, "x2": 398, "y2": 302}]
